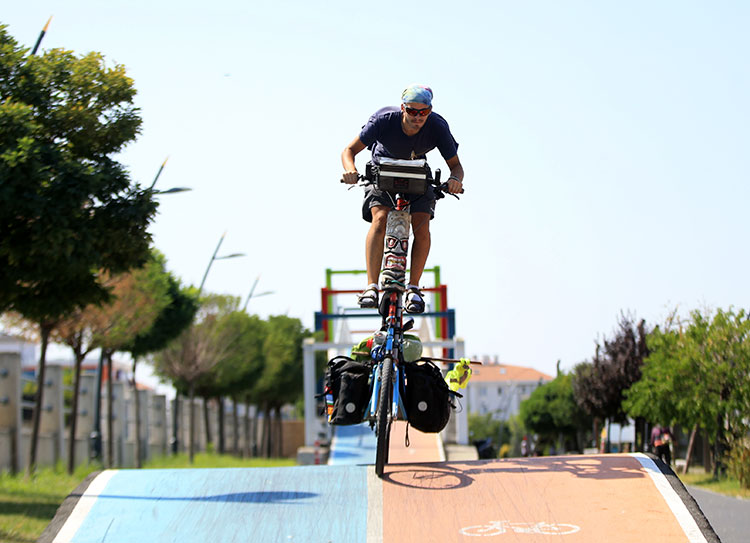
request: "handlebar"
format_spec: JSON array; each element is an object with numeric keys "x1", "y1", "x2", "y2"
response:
[{"x1": 340, "y1": 168, "x2": 464, "y2": 200}]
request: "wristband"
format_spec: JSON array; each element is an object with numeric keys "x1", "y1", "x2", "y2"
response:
[{"x1": 448, "y1": 175, "x2": 461, "y2": 183}]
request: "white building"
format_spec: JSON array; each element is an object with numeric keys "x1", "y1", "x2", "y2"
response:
[
  {"x1": 0, "y1": 332, "x2": 36, "y2": 368},
  {"x1": 466, "y1": 361, "x2": 553, "y2": 419}
]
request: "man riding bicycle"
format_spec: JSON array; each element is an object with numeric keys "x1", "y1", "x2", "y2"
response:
[{"x1": 341, "y1": 84, "x2": 464, "y2": 313}]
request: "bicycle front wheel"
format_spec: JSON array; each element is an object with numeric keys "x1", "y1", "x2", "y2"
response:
[{"x1": 375, "y1": 357, "x2": 393, "y2": 478}]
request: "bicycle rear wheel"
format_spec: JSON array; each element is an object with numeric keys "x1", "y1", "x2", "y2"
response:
[{"x1": 375, "y1": 357, "x2": 393, "y2": 478}]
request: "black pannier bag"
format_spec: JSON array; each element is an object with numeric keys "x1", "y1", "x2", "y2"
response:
[
  {"x1": 403, "y1": 360, "x2": 457, "y2": 433},
  {"x1": 323, "y1": 356, "x2": 372, "y2": 425}
]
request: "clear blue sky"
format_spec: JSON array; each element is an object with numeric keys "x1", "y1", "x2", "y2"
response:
[{"x1": 4, "y1": 2, "x2": 749, "y2": 378}]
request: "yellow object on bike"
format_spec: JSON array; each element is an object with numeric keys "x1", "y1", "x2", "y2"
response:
[{"x1": 445, "y1": 358, "x2": 472, "y2": 392}]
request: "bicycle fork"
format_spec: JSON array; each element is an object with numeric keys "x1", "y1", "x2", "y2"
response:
[{"x1": 368, "y1": 362, "x2": 408, "y2": 423}]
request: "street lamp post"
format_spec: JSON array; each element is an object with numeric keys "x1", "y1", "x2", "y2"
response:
[
  {"x1": 170, "y1": 232, "x2": 245, "y2": 454},
  {"x1": 242, "y1": 275, "x2": 274, "y2": 312}
]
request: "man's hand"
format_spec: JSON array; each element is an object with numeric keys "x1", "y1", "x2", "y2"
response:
[
  {"x1": 342, "y1": 170, "x2": 359, "y2": 184},
  {"x1": 447, "y1": 178, "x2": 463, "y2": 194}
]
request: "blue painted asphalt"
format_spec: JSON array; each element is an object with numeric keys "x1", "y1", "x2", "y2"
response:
[
  {"x1": 63, "y1": 466, "x2": 369, "y2": 543},
  {"x1": 328, "y1": 423, "x2": 376, "y2": 466}
]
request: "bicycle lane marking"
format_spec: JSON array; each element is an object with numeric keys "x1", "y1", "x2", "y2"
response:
[
  {"x1": 49, "y1": 466, "x2": 370, "y2": 543},
  {"x1": 382, "y1": 454, "x2": 698, "y2": 542},
  {"x1": 633, "y1": 453, "x2": 708, "y2": 543}
]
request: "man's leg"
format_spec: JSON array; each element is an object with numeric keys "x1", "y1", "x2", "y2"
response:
[
  {"x1": 409, "y1": 212, "x2": 431, "y2": 285},
  {"x1": 366, "y1": 206, "x2": 389, "y2": 285}
]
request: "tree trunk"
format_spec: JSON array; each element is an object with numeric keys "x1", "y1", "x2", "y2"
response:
[
  {"x1": 203, "y1": 398, "x2": 212, "y2": 450},
  {"x1": 29, "y1": 322, "x2": 53, "y2": 474},
  {"x1": 684, "y1": 424, "x2": 698, "y2": 475},
  {"x1": 245, "y1": 396, "x2": 255, "y2": 458},
  {"x1": 232, "y1": 397, "x2": 239, "y2": 456},
  {"x1": 252, "y1": 401, "x2": 261, "y2": 457},
  {"x1": 189, "y1": 383, "x2": 196, "y2": 464},
  {"x1": 107, "y1": 351, "x2": 114, "y2": 468},
  {"x1": 218, "y1": 395, "x2": 225, "y2": 454},
  {"x1": 713, "y1": 413, "x2": 727, "y2": 479},
  {"x1": 262, "y1": 405, "x2": 271, "y2": 458},
  {"x1": 171, "y1": 393, "x2": 180, "y2": 455},
  {"x1": 275, "y1": 406, "x2": 283, "y2": 458},
  {"x1": 132, "y1": 356, "x2": 142, "y2": 469},
  {"x1": 67, "y1": 350, "x2": 85, "y2": 474}
]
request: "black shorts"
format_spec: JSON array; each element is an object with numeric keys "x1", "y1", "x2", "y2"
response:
[{"x1": 362, "y1": 184, "x2": 436, "y2": 223}]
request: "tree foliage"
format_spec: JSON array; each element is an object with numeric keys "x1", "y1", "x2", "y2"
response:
[
  {"x1": 572, "y1": 315, "x2": 649, "y2": 424},
  {"x1": 0, "y1": 25, "x2": 156, "y2": 320},
  {"x1": 0, "y1": 25, "x2": 156, "y2": 470},
  {"x1": 520, "y1": 372, "x2": 592, "y2": 451},
  {"x1": 624, "y1": 308, "x2": 750, "y2": 475}
]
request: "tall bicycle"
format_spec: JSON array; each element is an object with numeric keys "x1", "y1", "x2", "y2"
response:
[{"x1": 344, "y1": 158, "x2": 461, "y2": 477}]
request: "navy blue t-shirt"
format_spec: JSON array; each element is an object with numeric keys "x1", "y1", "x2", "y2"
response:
[{"x1": 359, "y1": 106, "x2": 459, "y2": 163}]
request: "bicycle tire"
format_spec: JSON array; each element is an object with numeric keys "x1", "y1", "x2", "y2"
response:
[{"x1": 375, "y1": 357, "x2": 393, "y2": 478}]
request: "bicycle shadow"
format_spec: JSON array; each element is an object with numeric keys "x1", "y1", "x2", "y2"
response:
[{"x1": 382, "y1": 454, "x2": 648, "y2": 491}]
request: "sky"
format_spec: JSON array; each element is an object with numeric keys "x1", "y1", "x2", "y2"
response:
[{"x1": 3, "y1": 1, "x2": 750, "y2": 381}]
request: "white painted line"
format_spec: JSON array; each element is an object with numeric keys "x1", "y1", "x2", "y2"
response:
[
  {"x1": 632, "y1": 454, "x2": 708, "y2": 543},
  {"x1": 366, "y1": 466, "x2": 383, "y2": 543},
  {"x1": 52, "y1": 470, "x2": 119, "y2": 543}
]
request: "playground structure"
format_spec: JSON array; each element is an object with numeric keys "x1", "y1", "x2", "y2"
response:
[{"x1": 302, "y1": 266, "x2": 469, "y2": 448}]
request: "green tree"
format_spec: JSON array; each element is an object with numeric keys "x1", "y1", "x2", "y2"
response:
[
  {"x1": 624, "y1": 308, "x2": 750, "y2": 479},
  {"x1": 521, "y1": 373, "x2": 592, "y2": 453},
  {"x1": 192, "y1": 296, "x2": 267, "y2": 454},
  {"x1": 51, "y1": 253, "x2": 170, "y2": 471},
  {"x1": 0, "y1": 26, "x2": 157, "y2": 471},
  {"x1": 126, "y1": 273, "x2": 198, "y2": 465},
  {"x1": 253, "y1": 316, "x2": 306, "y2": 458},
  {"x1": 152, "y1": 296, "x2": 239, "y2": 463}
]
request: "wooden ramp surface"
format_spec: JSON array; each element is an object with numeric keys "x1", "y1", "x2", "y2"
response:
[{"x1": 42, "y1": 454, "x2": 720, "y2": 543}]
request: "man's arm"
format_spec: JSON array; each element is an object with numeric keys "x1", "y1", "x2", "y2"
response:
[
  {"x1": 445, "y1": 155, "x2": 464, "y2": 194},
  {"x1": 341, "y1": 137, "x2": 367, "y2": 184}
]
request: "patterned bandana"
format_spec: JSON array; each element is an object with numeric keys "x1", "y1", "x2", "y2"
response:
[{"x1": 401, "y1": 84, "x2": 433, "y2": 106}]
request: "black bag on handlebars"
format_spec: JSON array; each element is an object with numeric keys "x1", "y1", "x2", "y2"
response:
[
  {"x1": 369, "y1": 158, "x2": 431, "y2": 195},
  {"x1": 322, "y1": 356, "x2": 372, "y2": 425},
  {"x1": 403, "y1": 360, "x2": 457, "y2": 433}
]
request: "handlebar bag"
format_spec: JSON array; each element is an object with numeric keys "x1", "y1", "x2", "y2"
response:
[
  {"x1": 323, "y1": 356, "x2": 372, "y2": 425},
  {"x1": 403, "y1": 360, "x2": 455, "y2": 433},
  {"x1": 371, "y1": 158, "x2": 430, "y2": 195}
]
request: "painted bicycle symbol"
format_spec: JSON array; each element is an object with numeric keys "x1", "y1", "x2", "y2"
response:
[{"x1": 461, "y1": 520, "x2": 581, "y2": 537}]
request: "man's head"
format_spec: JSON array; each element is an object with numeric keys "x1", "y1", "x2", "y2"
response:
[{"x1": 400, "y1": 84, "x2": 433, "y2": 131}]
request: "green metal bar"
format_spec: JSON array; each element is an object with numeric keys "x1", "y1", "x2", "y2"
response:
[{"x1": 433, "y1": 265, "x2": 442, "y2": 337}]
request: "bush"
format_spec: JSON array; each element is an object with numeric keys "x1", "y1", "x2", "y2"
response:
[{"x1": 727, "y1": 441, "x2": 750, "y2": 489}]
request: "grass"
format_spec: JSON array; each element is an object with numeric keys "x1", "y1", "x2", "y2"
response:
[
  {"x1": 678, "y1": 471, "x2": 750, "y2": 500},
  {"x1": 0, "y1": 463, "x2": 100, "y2": 543},
  {"x1": 0, "y1": 454, "x2": 296, "y2": 543}
]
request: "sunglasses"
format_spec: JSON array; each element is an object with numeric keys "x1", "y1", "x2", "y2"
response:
[{"x1": 404, "y1": 105, "x2": 432, "y2": 117}]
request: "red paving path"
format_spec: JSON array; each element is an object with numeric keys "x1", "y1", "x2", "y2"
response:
[{"x1": 381, "y1": 454, "x2": 711, "y2": 542}]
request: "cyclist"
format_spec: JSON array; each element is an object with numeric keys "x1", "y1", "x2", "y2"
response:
[{"x1": 341, "y1": 84, "x2": 464, "y2": 313}]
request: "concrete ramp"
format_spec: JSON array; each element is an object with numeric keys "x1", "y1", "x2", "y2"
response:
[{"x1": 42, "y1": 454, "x2": 719, "y2": 543}]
